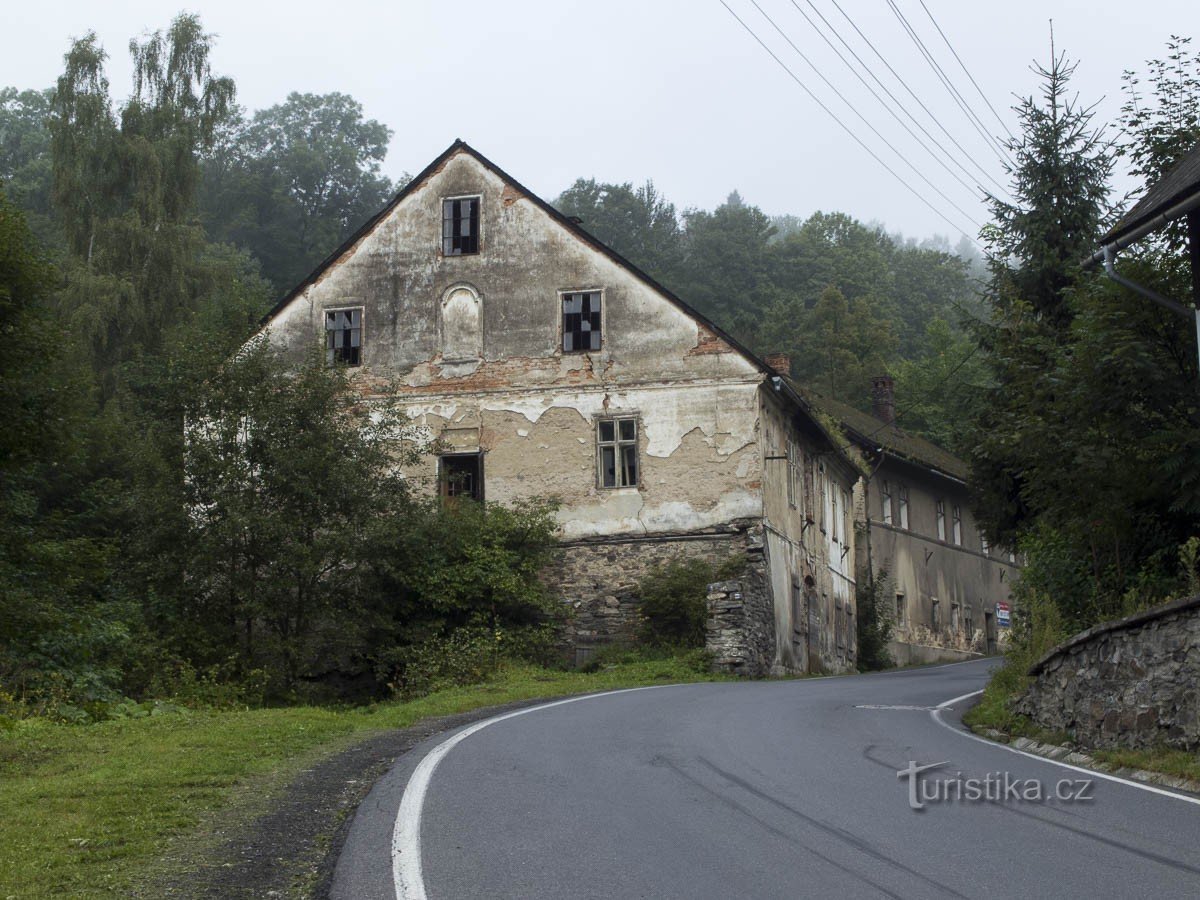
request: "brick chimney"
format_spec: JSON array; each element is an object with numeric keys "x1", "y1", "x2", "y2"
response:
[
  {"x1": 764, "y1": 352, "x2": 791, "y2": 376},
  {"x1": 871, "y1": 374, "x2": 895, "y2": 424}
]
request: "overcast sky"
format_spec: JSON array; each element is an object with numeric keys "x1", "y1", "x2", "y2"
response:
[{"x1": 3, "y1": 1, "x2": 1194, "y2": 244}]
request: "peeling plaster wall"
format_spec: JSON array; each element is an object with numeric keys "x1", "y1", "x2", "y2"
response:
[
  {"x1": 758, "y1": 394, "x2": 857, "y2": 675},
  {"x1": 258, "y1": 149, "x2": 764, "y2": 542},
  {"x1": 863, "y1": 463, "x2": 1019, "y2": 661}
]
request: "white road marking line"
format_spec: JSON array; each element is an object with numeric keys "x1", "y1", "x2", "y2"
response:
[
  {"x1": 391, "y1": 685, "x2": 673, "y2": 900},
  {"x1": 931, "y1": 690, "x2": 1200, "y2": 807}
]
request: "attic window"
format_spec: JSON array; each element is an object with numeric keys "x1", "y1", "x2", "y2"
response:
[
  {"x1": 562, "y1": 291, "x2": 602, "y2": 352},
  {"x1": 325, "y1": 308, "x2": 362, "y2": 366},
  {"x1": 442, "y1": 197, "x2": 480, "y2": 256}
]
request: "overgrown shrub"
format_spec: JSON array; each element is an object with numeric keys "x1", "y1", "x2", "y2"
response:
[
  {"x1": 964, "y1": 587, "x2": 1068, "y2": 735},
  {"x1": 855, "y1": 568, "x2": 895, "y2": 671},
  {"x1": 637, "y1": 554, "x2": 744, "y2": 648}
]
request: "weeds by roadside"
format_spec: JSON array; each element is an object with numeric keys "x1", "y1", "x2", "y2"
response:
[{"x1": 0, "y1": 656, "x2": 728, "y2": 899}]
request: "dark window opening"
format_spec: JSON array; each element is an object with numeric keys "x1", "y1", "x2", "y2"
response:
[
  {"x1": 598, "y1": 417, "x2": 637, "y2": 488},
  {"x1": 326, "y1": 308, "x2": 362, "y2": 366},
  {"x1": 442, "y1": 197, "x2": 480, "y2": 256},
  {"x1": 440, "y1": 453, "x2": 483, "y2": 502},
  {"x1": 562, "y1": 291, "x2": 602, "y2": 352}
]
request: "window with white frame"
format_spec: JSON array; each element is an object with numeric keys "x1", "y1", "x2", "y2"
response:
[
  {"x1": 787, "y1": 440, "x2": 802, "y2": 511},
  {"x1": 831, "y1": 489, "x2": 840, "y2": 543},
  {"x1": 881, "y1": 480, "x2": 893, "y2": 525},
  {"x1": 597, "y1": 417, "x2": 638, "y2": 488},
  {"x1": 843, "y1": 490, "x2": 850, "y2": 546},
  {"x1": 981, "y1": 536, "x2": 990, "y2": 556},
  {"x1": 819, "y1": 463, "x2": 828, "y2": 533},
  {"x1": 898, "y1": 484, "x2": 910, "y2": 530},
  {"x1": 952, "y1": 504, "x2": 963, "y2": 546},
  {"x1": 936, "y1": 499, "x2": 946, "y2": 541}
]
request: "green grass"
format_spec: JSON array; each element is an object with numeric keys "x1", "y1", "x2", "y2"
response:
[
  {"x1": 1088, "y1": 746, "x2": 1200, "y2": 783},
  {"x1": 0, "y1": 654, "x2": 729, "y2": 899},
  {"x1": 963, "y1": 654, "x2": 1200, "y2": 786}
]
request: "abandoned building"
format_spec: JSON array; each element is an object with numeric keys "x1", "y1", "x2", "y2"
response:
[
  {"x1": 253, "y1": 140, "x2": 862, "y2": 676},
  {"x1": 807, "y1": 376, "x2": 1020, "y2": 665}
]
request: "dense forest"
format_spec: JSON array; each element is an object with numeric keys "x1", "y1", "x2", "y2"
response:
[{"x1": 3, "y1": 13, "x2": 1199, "y2": 717}]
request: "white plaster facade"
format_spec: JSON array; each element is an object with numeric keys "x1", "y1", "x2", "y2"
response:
[{"x1": 255, "y1": 141, "x2": 860, "y2": 673}]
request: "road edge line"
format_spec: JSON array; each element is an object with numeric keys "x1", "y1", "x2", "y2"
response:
[
  {"x1": 930, "y1": 690, "x2": 1200, "y2": 807},
  {"x1": 390, "y1": 684, "x2": 678, "y2": 900}
]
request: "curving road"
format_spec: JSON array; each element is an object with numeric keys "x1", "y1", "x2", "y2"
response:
[{"x1": 332, "y1": 659, "x2": 1200, "y2": 899}]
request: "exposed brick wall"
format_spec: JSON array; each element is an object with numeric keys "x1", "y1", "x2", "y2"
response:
[{"x1": 1017, "y1": 596, "x2": 1200, "y2": 751}]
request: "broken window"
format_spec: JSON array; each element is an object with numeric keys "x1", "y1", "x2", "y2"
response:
[
  {"x1": 881, "y1": 480, "x2": 893, "y2": 525},
  {"x1": 442, "y1": 197, "x2": 480, "y2": 256},
  {"x1": 936, "y1": 499, "x2": 946, "y2": 541},
  {"x1": 931, "y1": 598, "x2": 941, "y2": 629},
  {"x1": 562, "y1": 291, "x2": 602, "y2": 352},
  {"x1": 598, "y1": 417, "x2": 638, "y2": 488},
  {"x1": 440, "y1": 453, "x2": 483, "y2": 502},
  {"x1": 898, "y1": 485, "x2": 910, "y2": 530},
  {"x1": 325, "y1": 308, "x2": 362, "y2": 366},
  {"x1": 831, "y1": 489, "x2": 839, "y2": 543},
  {"x1": 952, "y1": 504, "x2": 963, "y2": 546},
  {"x1": 895, "y1": 592, "x2": 906, "y2": 626}
]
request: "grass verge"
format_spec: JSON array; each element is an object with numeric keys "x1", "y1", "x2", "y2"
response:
[
  {"x1": 0, "y1": 653, "x2": 729, "y2": 899},
  {"x1": 963, "y1": 655, "x2": 1200, "y2": 785}
]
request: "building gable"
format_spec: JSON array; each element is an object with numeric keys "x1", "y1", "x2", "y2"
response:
[{"x1": 258, "y1": 140, "x2": 762, "y2": 388}]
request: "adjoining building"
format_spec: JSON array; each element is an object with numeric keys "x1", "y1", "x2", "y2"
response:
[
  {"x1": 252, "y1": 140, "x2": 862, "y2": 676},
  {"x1": 804, "y1": 375, "x2": 1020, "y2": 664}
]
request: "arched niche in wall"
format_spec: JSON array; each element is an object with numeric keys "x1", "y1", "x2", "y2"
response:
[{"x1": 440, "y1": 283, "x2": 483, "y2": 362}]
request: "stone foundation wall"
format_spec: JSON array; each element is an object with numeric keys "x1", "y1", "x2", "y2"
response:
[
  {"x1": 1017, "y1": 596, "x2": 1200, "y2": 751},
  {"x1": 546, "y1": 520, "x2": 770, "y2": 671},
  {"x1": 705, "y1": 563, "x2": 775, "y2": 677}
]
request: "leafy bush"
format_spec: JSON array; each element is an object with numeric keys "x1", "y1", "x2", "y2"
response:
[
  {"x1": 964, "y1": 588, "x2": 1068, "y2": 736},
  {"x1": 855, "y1": 568, "x2": 895, "y2": 671},
  {"x1": 637, "y1": 554, "x2": 744, "y2": 648}
]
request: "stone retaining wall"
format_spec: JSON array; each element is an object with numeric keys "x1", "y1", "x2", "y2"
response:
[
  {"x1": 547, "y1": 521, "x2": 767, "y2": 669},
  {"x1": 1017, "y1": 595, "x2": 1200, "y2": 751}
]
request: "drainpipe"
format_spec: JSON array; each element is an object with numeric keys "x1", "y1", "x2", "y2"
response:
[{"x1": 1101, "y1": 245, "x2": 1200, "y2": 375}]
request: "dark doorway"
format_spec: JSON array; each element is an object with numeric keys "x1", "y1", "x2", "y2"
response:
[{"x1": 440, "y1": 453, "x2": 483, "y2": 502}]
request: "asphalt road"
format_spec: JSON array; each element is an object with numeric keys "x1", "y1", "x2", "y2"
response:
[{"x1": 333, "y1": 659, "x2": 1200, "y2": 899}]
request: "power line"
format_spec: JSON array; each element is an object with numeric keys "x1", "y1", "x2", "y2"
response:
[
  {"x1": 783, "y1": 0, "x2": 983, "y2": 200},
  {"x1": 717, "y1": 0, "x2": 981, "y2": 244},
  {"x1": 799, "y1": 0, "x2": 1012, "y2": 201},
  {"x1": 740, "y1": 0, "x2": 983, "y2": 231},
  {"x1": 917, "y1": 0, "x2": 1017, "y2": 144},
  {"x1": 841, "y1": 341, "x2": 984, "y2": 451},
  {"x1": 826, "y1": 0, "x2": 1011, "y2": 193},
  {"x1": 885, "y1": 0, "x2": 1014, "y2": 167}
]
